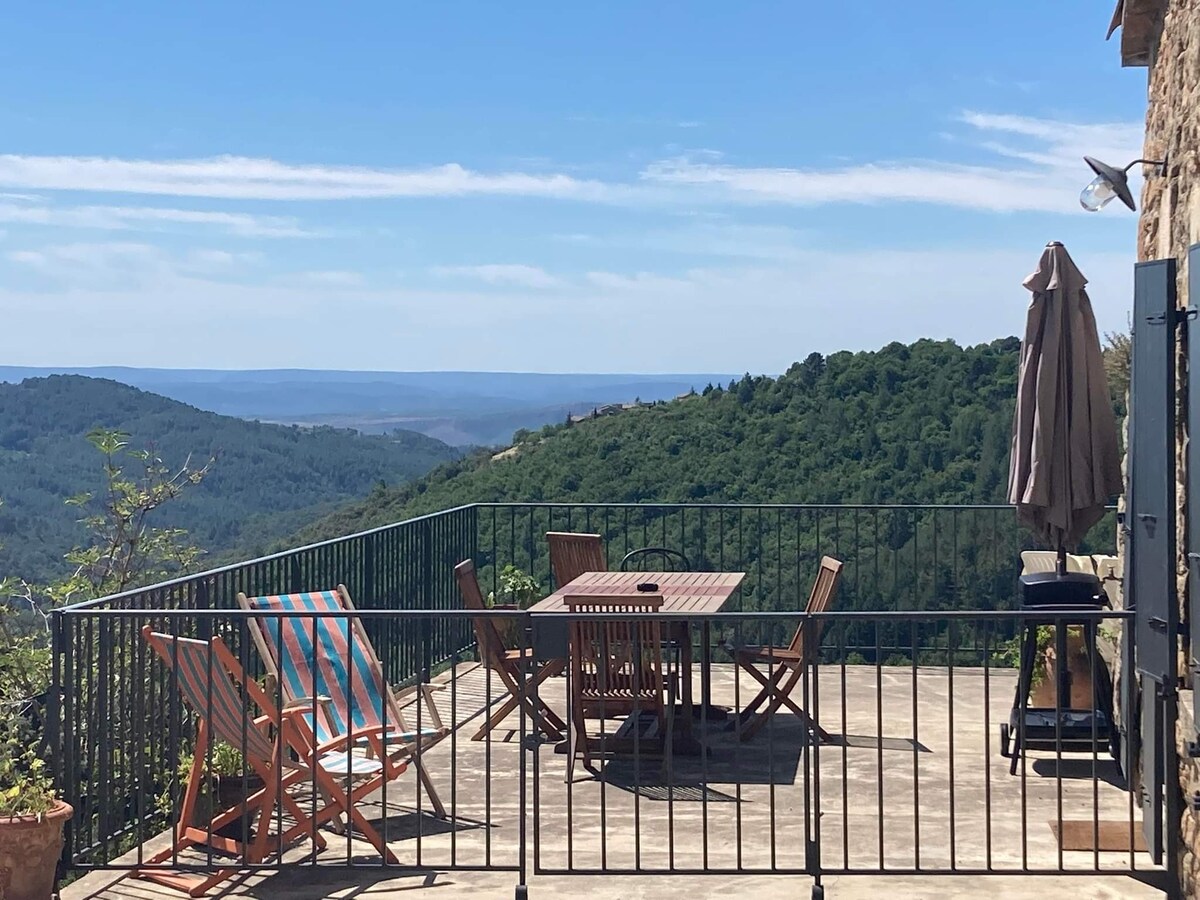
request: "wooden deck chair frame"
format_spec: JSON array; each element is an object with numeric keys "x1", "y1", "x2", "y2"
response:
[
  {"x1": 454, "y1": 559, "x2": 567, "y2": 741},
  {"x1": 732, "y1": 556, "x2": 843, "y2": 742},
  {"x1": 138, "y1": 628, "x2": 401, "y2": 896},
  {"x1": 547, "y1": 531, "x2": 606, "y2": 588},
  {"x1": 236, "y1": 586, "x2": 450, "y2": 820},
  {"x1": 563, "y1": 593, "x2": 675, "y2": 784}
]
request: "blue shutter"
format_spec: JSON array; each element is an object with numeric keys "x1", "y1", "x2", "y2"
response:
[{"x1": 1128, "y1": 256, "x2": 1177, "y2": 864}]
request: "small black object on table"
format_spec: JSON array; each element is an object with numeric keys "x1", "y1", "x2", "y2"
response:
[{"x1": 999, "y1": 570, "x2": 1119, "y2": 776}]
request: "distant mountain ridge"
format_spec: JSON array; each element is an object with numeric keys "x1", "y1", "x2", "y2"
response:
[
  {"x1": 297, "y1": 338, "x2": 1032, "y2": 545},
  {"x1": 0, "y1": 375, "x2": 456, "y2": 581},
  {"x1": 0, "y1": 368, "x2": 735, "y2": 446}
]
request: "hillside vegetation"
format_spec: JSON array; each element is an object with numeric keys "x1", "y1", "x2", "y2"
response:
[
  {"x1": 0, "y1": 376, "x2": 455, "y2": 581},
  {"x1": 304, "y1": 338, "x2": 1025, "y2": 539},
  {"x1": 292, "y1": 337, "x2": 1125, "y2": 651}
]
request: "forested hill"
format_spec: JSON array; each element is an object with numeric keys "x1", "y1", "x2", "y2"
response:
[
  {"x1": 301, "y1": 338, "x2": 1030, "y2": 542},
  {"x1": 0, "y1": 376, "x2": 456, "y2": 581}
]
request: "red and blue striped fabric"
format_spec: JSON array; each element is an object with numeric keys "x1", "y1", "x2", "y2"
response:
[
  {"x1": 243, "y1": 591, "x2": 389, "y2": 745},
  {"x1": 143, "y1": 631, "x2": 276, "y2": 762}
]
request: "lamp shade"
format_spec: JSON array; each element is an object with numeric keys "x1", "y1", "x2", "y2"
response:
[{"x1": 1083, "y1": 156, "x2": 1136, "y2": 211}]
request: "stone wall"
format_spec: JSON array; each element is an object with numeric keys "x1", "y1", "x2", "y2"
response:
[{"x1": 1138, "y1": 1, "x2": 1200, "y2": 894}]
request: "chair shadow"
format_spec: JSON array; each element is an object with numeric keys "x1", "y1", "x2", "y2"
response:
[
  {"x1": 1030, "y1": 756, "x2": 1126, "y2": 788},
  {"x1": 597, "y1": 759, "x2": 742, "y2": 802},
  {"x1": 244, "y1": 866, "x2": 452, "y2": 898},
  {"x1": 823, "y1": 733, "x2": 932, "y2": 753},
  {"x1": 362, "y1": 809, "x2": 489, "y2": 841}
]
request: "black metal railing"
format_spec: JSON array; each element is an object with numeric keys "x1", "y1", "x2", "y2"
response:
[
  {"x1": 477, "y1": 503, "x2": 1117, "y2": 659},
  {"x1": 49, "y1": 505, "x2": 479, "y2": 872},
  {"x1": 50, "y1": 606, "x2": 530, "y2": 886},
  {"x1": 48, "y1": 604, "x2": 1152, "y2": 899},
  {"x1": 476, "y1": 503, "x2": 1117, "y2": 613},
  {"x1": 46, "y1": 502, "x2": 1134, "y2": 897},
  {"x1": 532, "y1": 608, "x2": 1140, "y2": 884}
]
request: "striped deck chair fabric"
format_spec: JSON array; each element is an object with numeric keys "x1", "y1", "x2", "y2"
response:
[
  {"x1": 238, "y1": 587, "x2": 448, "y2": 818},
  {"x1": 139, "y1": 628, "x2": 401, "y2": 895}
]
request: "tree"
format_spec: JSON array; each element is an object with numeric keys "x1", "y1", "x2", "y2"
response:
[
  {"x1": 1103, "y1": 325, "x2": 1132, "y2": 406},
  {"x1": 1, "y1": 430, "x2": 212, "y2": 761}
]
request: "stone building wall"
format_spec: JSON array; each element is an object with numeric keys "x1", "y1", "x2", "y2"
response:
[{"x1": 1136, "y1": 1, "x2": 1200, "y2": 894}]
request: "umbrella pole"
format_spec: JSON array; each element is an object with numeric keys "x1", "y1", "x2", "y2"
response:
[{"x1": 1056, "y1": 543, "x2": 1067, "y2": 577}]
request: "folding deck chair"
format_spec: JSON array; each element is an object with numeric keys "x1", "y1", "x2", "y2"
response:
[
  {"x1": 236, "y1": 587, "x2": 450, "y2": 819},
  {"x1": 731, "y1": 556, "x2": 843, "y2": 742},
  {"x1": 547, "y1": 531, "x2": 607, "y2": 588},
  {"x1": 454, "y1": 559, "x2": 567, "y2": 741},
  {"x1": 563, "y1": 593, "x2": 676, "y2": 784},
  {"x1": 138, "y1": 628, "x2": 401, "y2": 896}
]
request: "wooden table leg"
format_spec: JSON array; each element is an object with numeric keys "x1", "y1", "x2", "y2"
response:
[{"x1": 679, "y1": 621, "x2": 695, "y2": 743}]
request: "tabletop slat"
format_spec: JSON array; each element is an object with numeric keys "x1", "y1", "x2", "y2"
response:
[{"x1": 529, "y1": 570, "x2": 745, "y2": 614}]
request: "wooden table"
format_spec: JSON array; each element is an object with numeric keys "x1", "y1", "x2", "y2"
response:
[{"x1": 530, "y1": 571, "x2": 745, "y2": 753}]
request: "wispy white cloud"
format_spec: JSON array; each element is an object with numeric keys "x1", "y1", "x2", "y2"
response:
[
  {"x1": 184, "y1": 248, "x2": 262, "y2": 269},
  {"x1": 6, "y1": 240, "x2": 261, "y2": 285},
  {"x1": 583, "y1": 270, "x2": 694, "y2": 293},
  {"x1": 640, "y1": 112, "x2": 1144, "y2": 214},
  {"x1": 0, "y1": 154, "x2": 615, "y2": 202},
  {"x1": 0, "y1": 244, "x2": 1135, "y2": 371},
  {"x1": 0, "y1": 201, "x2": 311, "y2": 237},
  {"x1": 286, "y1": 270, "x2": 365, "y2": 287},
  {"x1": 430, "y1": 263, "x2": 564, "y2": 289},
  {"x1": 0, "y1": 112, "x2": 1143, "y2": 224}
]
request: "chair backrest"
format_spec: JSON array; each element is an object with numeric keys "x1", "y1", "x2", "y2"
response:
[
  {"x1": 1019, "y1": 551, "x2": 1095, "y2": 576},
  {"x1": 455, "y1": 559, "x2": 510, "y2": 670},
  {"x1": 786, "y1": 556, "x2": 843, "y2": 656},
  {"x1": 619, "y1": 547, "x2": 691, "y2": 572},
  {"x1": 237, "y1": 587, "x2": 391, "y2": 744},
  {"x1": 547, "y1": 532, "x2": 606, "y2": 588},
  {"x1": 141, "y1": 628, "x2": 277, "y2": 763},
  {"x1": 564, "y1": 594, "x2": 666, "y2": 710}
]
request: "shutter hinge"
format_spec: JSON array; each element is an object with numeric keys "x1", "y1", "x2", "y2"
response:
[
  {"x1": 1147, "y1": 616, "x2": 1187, "y2": 636},
  {"x1": 1147, "y1": 307, "x2": 1197, "y2": 325}
]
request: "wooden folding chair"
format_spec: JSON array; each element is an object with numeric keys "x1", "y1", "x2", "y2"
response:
[
  {"x1": 732, "y1": 556, "x2": 843, "y2": 742},
  {"x1": 454, "y1": 559, "x2": 567, "y2": 741},
  {"x1": 547, "y1": 531, "x2": 606, "y2": 588},
  {"x1": 237, "y1": 587, "x2": 450, "y2": 819},
  {"x1": 564, "y1": 593, "x2": 675, "y2": 783},
  {"x1": 138, "y1": 629, "x2": 401, "y2": 896}
]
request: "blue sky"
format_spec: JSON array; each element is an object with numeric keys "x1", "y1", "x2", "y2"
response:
[{"x1": 0, "y1": 1, "x2": 1147, "y2": 372}]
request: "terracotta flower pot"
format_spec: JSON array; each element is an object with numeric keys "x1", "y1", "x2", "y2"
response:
[
  {"x1": 0, "y1": 800, "x2": 72, "y2": 900},
  {"x1": 190, "y1": 775, "x2": 264, "y2": 839},
  {"x1": 490, "y1": 604, "x2": 523, "y2": 651},
  {"x1": 1028, "y1": 629, "x2": 1096, "y2": 709}
]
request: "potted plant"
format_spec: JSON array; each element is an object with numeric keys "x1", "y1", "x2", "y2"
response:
[
  {"x1": 485, "y1": 565, "x2": 541, "y2": 649},
  {"x1": 0, "y1": 725, "x2": 73, "y2": 900},
  {"x1": 998, "y1": 625, "x2": 1096, "y2": 708},
  {"x1": 163, "y1": 741, "x2": 262, "y2": 840}
]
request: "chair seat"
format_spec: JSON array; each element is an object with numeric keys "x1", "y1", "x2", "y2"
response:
[
  {"x1": 736, "y1": 645, "x2": 802, "y2": 664},
  {"x1": 578, "y1": 670, "x2": 676, "y2": 700},
  {"x1": 316, "y1": 750, "x2": 386, "y2": 777}
]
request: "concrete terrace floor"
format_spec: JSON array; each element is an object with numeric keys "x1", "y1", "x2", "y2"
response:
[{"x1": 63, "y1": 664, "x2": 1168, "y2": 900}]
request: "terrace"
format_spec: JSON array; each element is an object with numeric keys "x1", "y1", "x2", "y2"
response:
[{"x1": 46, "y1": 503, "x2": 1168, "y2": 900}]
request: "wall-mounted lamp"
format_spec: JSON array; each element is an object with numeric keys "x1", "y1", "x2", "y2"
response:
[{"x1": 1080, "y1": 155, "x2": 1168, "y2": 212}]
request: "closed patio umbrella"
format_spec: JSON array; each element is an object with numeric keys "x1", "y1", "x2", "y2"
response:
[{"x1": 1008, "y1": 241, "x2": 1122, "y2": 574}]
